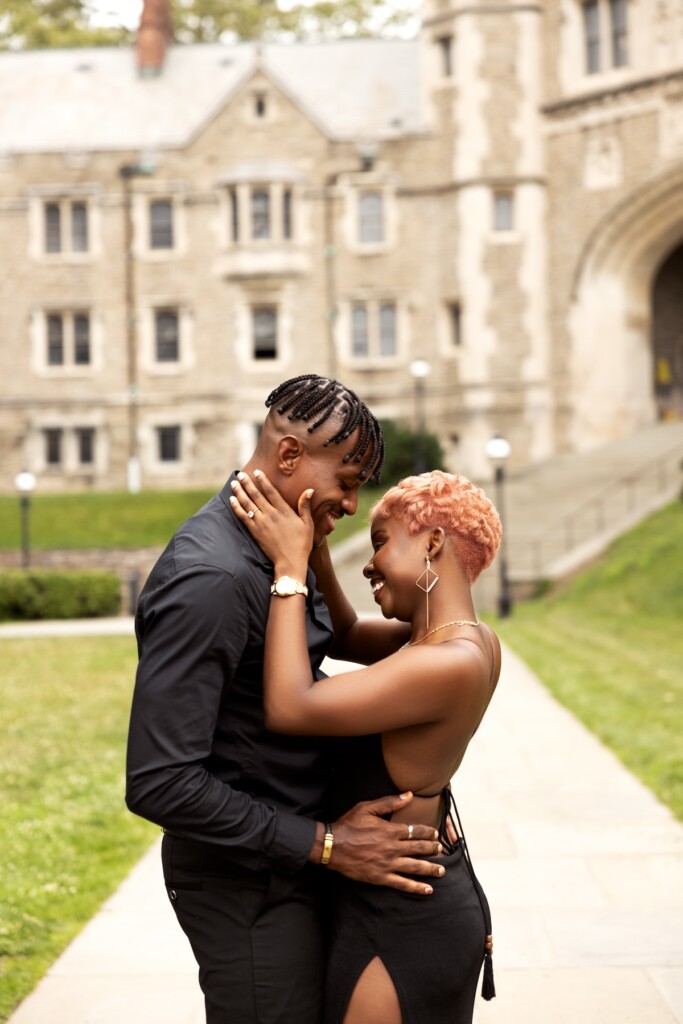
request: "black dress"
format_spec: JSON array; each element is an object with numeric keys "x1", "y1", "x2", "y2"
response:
[{"x1": 324, "y1": 733, "x2": 493, "y2": 1024}]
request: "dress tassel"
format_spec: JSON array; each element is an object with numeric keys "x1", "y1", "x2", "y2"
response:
[{"x1": 481, "y1": 950, "x2": 496, "y2": 1001}]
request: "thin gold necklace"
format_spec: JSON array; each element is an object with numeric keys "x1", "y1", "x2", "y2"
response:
[{"x1": 404, "y1": 619, "x2": 480, "y2": 648}]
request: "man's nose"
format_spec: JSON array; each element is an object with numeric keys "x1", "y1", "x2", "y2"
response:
[{"x1": 341, "y1": 491, "x2": 359, "y2": 516}]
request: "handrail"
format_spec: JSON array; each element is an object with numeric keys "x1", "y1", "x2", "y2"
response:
[{"x1": 516, "y1": 442, "x2": 683, "y2": 577}]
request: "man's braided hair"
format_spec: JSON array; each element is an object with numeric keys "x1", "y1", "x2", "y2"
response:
[{"x1": 265, "y1": 374, "x2": 385, "y2": 483}]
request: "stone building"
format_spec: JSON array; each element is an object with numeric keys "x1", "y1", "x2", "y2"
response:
[{"x1": 0, "y1": 0, "x2": 681, "y2": 493}]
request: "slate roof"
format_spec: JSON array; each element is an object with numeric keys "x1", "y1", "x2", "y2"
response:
[{"x1": 0, "y1": 38, "x2": 424, "y2": 154}]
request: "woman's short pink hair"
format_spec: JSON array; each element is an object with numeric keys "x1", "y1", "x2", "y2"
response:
[{"x1": 370, "y1": 470, "x2": 502, "y2": 582}]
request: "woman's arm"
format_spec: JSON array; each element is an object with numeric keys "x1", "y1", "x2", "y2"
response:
[
  {"x1": 309, "y1": 539, "x2": 411, "y2": 664},
  {"x1": 230, "y1": 474, "x2": 487, "y2": 741}
]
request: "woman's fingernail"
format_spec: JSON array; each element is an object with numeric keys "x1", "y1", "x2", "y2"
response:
[
  {"x1": 253, "y1": 469, "x2": 262, "y2": 477},
  {"x1": 424, "y1": 886, "x2": 433, "y2": 895},
  {"x1": 438, "y1": 866, "x2": 445, "y2": 875},
  {"x1": 237, "y1": 472, "x2": 246, "y2": 480},
  {"x1": 230, "y1": 480, "x2": 238, "y2": 489},
  {"x1": 229, "y1": 496, "x2": 236, "y2": 504}
]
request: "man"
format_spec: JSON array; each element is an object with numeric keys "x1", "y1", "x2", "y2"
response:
[{"x1": 126, "y1": 374, "x2": 443, "y2": 1024}]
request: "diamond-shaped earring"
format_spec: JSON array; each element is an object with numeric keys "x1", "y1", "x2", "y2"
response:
[
  {"x1": 415, "y1": 557, "x2": 439, "y2": 628},
  {"x1": 415, "y1": 557, "x2": 439, "y2": 593}
]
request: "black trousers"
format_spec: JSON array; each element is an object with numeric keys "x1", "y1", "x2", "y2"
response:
[{"x1": 162, "y1": 834, "x2": 326, "y2": 1024}]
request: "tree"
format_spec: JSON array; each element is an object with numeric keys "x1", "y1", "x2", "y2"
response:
[
  {"x1": 375, "y1": 420, "x2": 445, "y2": 487},
  {"x1": 0, "y1": 0, "x2": 129, "y2": 49},
  {"x1": 0, "y1": 0, "x2": 419, "y2": 51},
  {"x1": 170, "y1": 0, "x2": 418, "y2": 43}
]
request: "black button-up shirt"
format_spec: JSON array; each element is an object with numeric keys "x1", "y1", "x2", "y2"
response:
[{"x1": 126, "y1": 476, "x2": 333, "y2": 875}]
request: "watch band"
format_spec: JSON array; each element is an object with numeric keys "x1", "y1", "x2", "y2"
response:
[{"x1": 321, "y1": 823, "x2": 334, "y2": 866}]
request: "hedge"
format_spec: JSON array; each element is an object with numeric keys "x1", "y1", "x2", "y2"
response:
[{"x1": 0, "y1": 570, "x2": 121, "y2": 621}]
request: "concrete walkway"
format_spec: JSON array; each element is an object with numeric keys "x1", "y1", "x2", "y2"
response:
[{"x1": 4, "y1": 614, "x2": 683, "y2": 1023}]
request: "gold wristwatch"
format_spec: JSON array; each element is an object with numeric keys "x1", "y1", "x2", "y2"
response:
[{"x1": 271, "y1": 576, "x2": 308, "y2": 598}]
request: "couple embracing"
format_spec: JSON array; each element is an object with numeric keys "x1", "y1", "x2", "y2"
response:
[{"x1": 126, "y1": 373, "x2": 501, "y2": 1024}]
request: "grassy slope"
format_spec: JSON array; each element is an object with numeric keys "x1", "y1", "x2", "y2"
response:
[{"x1": 497, "y1": 500, "x2": 683, "y2": 820}]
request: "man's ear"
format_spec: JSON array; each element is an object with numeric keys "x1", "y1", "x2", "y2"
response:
[
  {"x1": 276, "y1": 434, "x2": 305, "y2": 476},
  {"x1": 426, "y1": 528, "x2": 446, "y2": 559}
]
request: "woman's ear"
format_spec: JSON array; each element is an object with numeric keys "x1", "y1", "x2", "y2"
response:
[{"x1": 426, "y1": 528, "x2": 446, "y2": 559}]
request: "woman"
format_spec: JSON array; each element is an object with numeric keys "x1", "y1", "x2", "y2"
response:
[{"x1": 230, "y1": 468, "x2": 502, "y2": 1024}]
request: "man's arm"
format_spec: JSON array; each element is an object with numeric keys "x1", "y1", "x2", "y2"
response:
[{"x1": 126, "y1": 565, "x2": 315, "y2": 874}]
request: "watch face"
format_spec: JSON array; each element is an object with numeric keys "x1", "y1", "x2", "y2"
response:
[{"x1": 273, "y1": 576, "x2": 306, "y2": 596}]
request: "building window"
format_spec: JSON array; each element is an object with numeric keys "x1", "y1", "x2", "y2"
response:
[
  {"x1": 493, "y1": 191, "x2": 514, "y2": 232},
  {"x1": 448, "y1": 302, "x2": 462, "y2": 347},
  {"x1": 358, "y1": 192, "x2": 384, "y2": 243},
  {"x1": 230, "y1": 188, "x2": 239, "y2": 242},
  {"x1": 438, "y1": 36, "x2": 453, "y2": 77},
  {"x1": 255, "y1": 93, "x2": 267, "y2": 118},
  {"x1": 379, "y1": 304, "x2": 397, "y2": 356},
  {"x1": 157, "y1": 425, "x2": 181, "y2": 462},
  {"x1": 43, "y1": 199, "x2": 89, "y2": 254},
  {"x1": 150, "y1": 200, "x2": 174, "y2": 250},
  {"x1": 252, "y1": 307, "x2": 277, "y2": 360},
  {"x1": 283, "y1": 189, "x2": 293, "y2": 241},
  {"x1": 251, "y1": 190, "x2": 271, "y2": 240},
  {"x1": 352, "y1": 306, "x2": 369, "y2": 357},
  {"x1": 350, "y1": 302, "x2": 399, "y2": 360},
  {"x1": 71, "y1": 202, "x2": 89, "y2": 252},
  {"x1": 44, "y1": 428, "x2": 63, "y2": 466},
  {"x1": 583, "y1": 0, "x2": 629, "y2": 74},
  {"x1": 45, "y1": 203, "x2": 61, "y2": 253},
  {"x1": 610, "y1": 0, "x2": 628, "y2": 67},
  {"x1": 47, "y1": 314, "x2": 64, "y2": 365},
  {"x1": 73, "y1": 314, "x2": 91, "y2": 365},
  {"x1": 45, "y1": 312, "x2": 91, "y2": 367},
  {"x1": 76, "y1": 427, "x2": 95, "y2": 465},
  {"x1": 583, "y1": 0, "x2": 601, "y2": 73},
  {"x1": 155, "y1": 310, "x2": 180, "y2": 362}
]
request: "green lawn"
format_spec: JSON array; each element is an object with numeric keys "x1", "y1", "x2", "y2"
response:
[
  {"x1": 0, "y1": 485, "x2": 382, "y2": 552},
  {"x1": 497, "y1": 500, "x2": 683, "y2": 821},
  {"x1": 0, "y1": 637, "x2": 156, "y2": 1022},
  {"x1": 0, "y1": 490, "x2": 215, "y2": 550}
]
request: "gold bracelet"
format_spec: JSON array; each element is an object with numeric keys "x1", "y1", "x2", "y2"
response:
[{"x1": 321, "y1": 823, "x2": 334, "y2": 866}]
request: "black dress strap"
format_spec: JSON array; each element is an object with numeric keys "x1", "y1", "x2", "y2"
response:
[{"x1": 444, "y1": 789, "x2": 496, "y2": 1002}]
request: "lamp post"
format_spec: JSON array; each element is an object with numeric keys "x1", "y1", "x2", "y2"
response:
[
  {"x1": 409, "y1": 359, "x2": 431, "y2": 474},
  {"x1": 14, "y1": 471, "x2": 36, "y2": 569},
  {"x1": 119, "y1": 158, "x2": 155, "y2": 494},
  {"x1": 485, "y1": 434, "x2": 512, "y2": 618}
]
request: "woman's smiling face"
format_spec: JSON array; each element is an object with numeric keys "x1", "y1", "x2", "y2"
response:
[{"x1": 363, "y1": 514, "x2": 425, "y2": 621}]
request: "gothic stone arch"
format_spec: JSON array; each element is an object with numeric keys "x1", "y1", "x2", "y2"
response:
[{"x1": 568, "y1": 166, "x2": 683, "y2": 449}]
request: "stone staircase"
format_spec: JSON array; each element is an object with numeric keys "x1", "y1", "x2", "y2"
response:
[{"x1": 334, "y1": 421, "x2": 683, "y2": 615}]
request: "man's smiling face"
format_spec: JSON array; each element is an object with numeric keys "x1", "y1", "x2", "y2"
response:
[{"x1": 291, "y1": 432, "x2": 375, "y2": 546}]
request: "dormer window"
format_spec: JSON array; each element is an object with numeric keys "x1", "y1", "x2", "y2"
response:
[{"x1": 255, "y1": 93, "x2": 267, "y2": 118}]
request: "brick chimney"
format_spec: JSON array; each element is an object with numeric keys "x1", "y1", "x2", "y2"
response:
[{"x1": 137, "y1": 0, "x2": 173, "y2": 78}]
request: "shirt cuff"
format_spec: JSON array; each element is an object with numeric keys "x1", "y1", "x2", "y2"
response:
[{"x1": 267, "y1": 810, "x2": 319, "y2": 874}]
